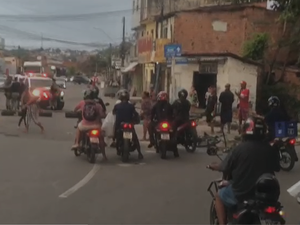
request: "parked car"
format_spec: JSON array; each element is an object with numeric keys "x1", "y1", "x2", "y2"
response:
[{"x1": 72, "y1": 75, "x2": 90, "y2": 85}]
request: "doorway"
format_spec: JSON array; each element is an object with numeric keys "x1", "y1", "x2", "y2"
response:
[{"x1": 193, "y1": 72, "x2": 217, "y2": 109}]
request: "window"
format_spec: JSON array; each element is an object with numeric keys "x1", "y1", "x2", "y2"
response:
[
  {"x1": 151, "y1": 29, "x2": 154, "y2": 38},
  {"x1": 147, "y1": 31, "x2": 149, "y2": 36},
  {"x1": 170, "y1": 25, "x2": 173, "y2": 41},
  {"x1": 30, "y1": 79, "x2": 53, "y2": 88},
  {"x1": 163, "y1": 27, "x2": 168, "y2": 38},
  {"x1": 141, "y1": 31, "x2": 144, "y2": 37},
  {"x1": 136, "y1": 0, "x2": 139, "y2": 11},
  {"x1": 24, "y1": 66, "x2": 41, "y2": 73}
]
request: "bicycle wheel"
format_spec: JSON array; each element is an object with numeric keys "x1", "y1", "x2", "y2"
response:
[{"x1": 25, "y1": 107, "x2": 31, "y2": 130}]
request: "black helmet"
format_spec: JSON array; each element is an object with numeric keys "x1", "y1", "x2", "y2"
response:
[
  {"x1": 268, "y1": 96, "x2": 280, "y2": 108},
  {"x1": 241, "y1": 116, "x2": 266, "y2": 140},
  {"x1": 119, "y1": 89, "x2": 130, "y2": 101},
  {"x1": 83, "y1": 89, "x2": 93, "y2": 100},
  {"x1": 116, "y1": 89, "x2": 128, "y2": 100},
  {"x1": 255, "y1": 173, "x2": 280, "y2": 203},
  {"x1": 178, "y1": 89, "x2": 188, "y2": 99},
  {"x1": 91, "y1": 87, "x2": 99, "y2": 98}
]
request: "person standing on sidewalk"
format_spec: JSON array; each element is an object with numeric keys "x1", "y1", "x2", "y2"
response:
[
  {"x1": 140, "y1": 91, "x2": 151, "y2": 141},
  {"x1": 219, "y1": 84, "x2": 234, "y2": 134},
  {"x1": 235, "y1": 81, "x2": 250, "y2": 133},
  {"x1": 205, "y1": 86, "x2": 217, "y2": 134},
  {"x1": 189, "y1": 86, "x2": 199, "y2": 113}
]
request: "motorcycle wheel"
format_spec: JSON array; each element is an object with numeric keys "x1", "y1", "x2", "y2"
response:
[
  {"x1": 74, "y1": 149, "x2": 81, "y2": 157},
  {"x1": 159, "y1": 141, "x2": 167, "y2": 159},
  {"x1": 185, "y1": 129, "x2": 198, "y2": 153},
  {"x1": 122, "y1": 139, "x2": 130, "y2": 163},
  {"x1": 87, "y1": 146, "x2": 96, "y2": 164},
  {"x1": 280, "y1": 149, "x2": 295, "y2": 171},
  {"x1": 209, "y1": 200, "x2": 218, "y2": 225}
]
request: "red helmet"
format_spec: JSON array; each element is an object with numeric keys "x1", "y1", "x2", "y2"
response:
[{"x1": 157, "y1": 91, "x2": 168, "y2": 101}]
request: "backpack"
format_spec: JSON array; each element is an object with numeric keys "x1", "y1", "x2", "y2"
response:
[{"x1": 83, "y1": 101, "x2": 98, "y2": 121}]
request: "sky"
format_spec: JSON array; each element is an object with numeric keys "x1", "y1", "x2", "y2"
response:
[{"x1": 0, "y1": 0, "x2": 132, "y2": 50}]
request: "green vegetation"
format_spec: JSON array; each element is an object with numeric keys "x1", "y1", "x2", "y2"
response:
[{"x1": 242, "y1": 33, "x2": 269, "y2": 61}]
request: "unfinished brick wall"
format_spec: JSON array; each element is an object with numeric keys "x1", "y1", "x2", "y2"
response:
[{"x1": 173, "y1": 6, "x2": 289, "y2": 62}]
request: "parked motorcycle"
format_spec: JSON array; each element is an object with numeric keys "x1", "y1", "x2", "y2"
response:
[
  {"x1": 154, "y1": 121, "x2": 177, "y2": 159},
  {"x1": 273, "y1": 138, "x2": 298, "y2": 172},
  {"x1": 206, "y1": 148, "x2": 285, "y2": 225},
  {"x1": 117, "y1": 122, "x2": 141, "y2": 162},
  {"x1": 176, "y1": 119, "x2": 198, "y2": 153}
]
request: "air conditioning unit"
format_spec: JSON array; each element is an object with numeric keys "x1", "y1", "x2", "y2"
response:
[{"x1": 266, "y1": 0, "x2": 279, "y2": 10}]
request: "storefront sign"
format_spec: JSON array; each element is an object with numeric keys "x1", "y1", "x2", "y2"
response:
[
  {"x1": 138, "y1": 37, "x2": 153, "y2": 63},
  {"x1": 199, "y1": 62, "x2": 218, "y2": 73},
  {"x1": 154, "y1": 38, "x2": 171, "y2": 63}
]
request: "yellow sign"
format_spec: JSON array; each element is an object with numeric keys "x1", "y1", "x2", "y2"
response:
[{"x1": 154, "y1": 39, "x2": 171, "y2": 63}]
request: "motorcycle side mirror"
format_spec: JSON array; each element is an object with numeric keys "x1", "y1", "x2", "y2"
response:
[
  {"x1": 207, "y1": 146, "x2": 218, "y2": 156},
  {"x1": 105, "y1": 102, "x2": 110, "y2": 106}
]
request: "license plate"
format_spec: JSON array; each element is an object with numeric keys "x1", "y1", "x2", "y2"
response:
[
  {"x1": 161, "y1": 133, "x2": 170, "y2": 140},
  {"x1": 123, "y1": 132, "x2": 132, "y2": 139},
  {"x1": 90, "y1": 137, "x2": 99, "y2": 143}
]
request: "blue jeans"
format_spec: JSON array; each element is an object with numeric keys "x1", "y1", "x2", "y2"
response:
[{"x1": 218, "y1": 184, "x2": 238, "y2": 208}]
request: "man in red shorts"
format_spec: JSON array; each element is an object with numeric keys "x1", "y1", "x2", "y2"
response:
[{"x1": 235, "y1": 81, "x2": 249, "y2": 133}]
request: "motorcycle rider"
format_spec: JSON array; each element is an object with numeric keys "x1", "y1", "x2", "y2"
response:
[
  {"x1": 90, "y1": 84, "x2": 106, "y2": 113},
  {"x1": 112, "y1": 89, "x2": 143, "y2": 159},
  {"x1": 264, "y1": 96, "x2": 290, "y2": 140},
  {"x1": 9, "y1": 77, "x2": 22, "y2": 110},
  {"x1": 148, "y1": 91, "x2": 173, "y2": 149},
  {"x1": 50, "y1": 78, "x2": 60, "y2": 109},
  {"x1": 172, "y1": 89, "x2": 191, "y2": 131},
  {"x1": 4, "y1": 75, "x2": 12, "y2": 110},
  {"x1": 208, "y1": 116, "x2": 280, "y2": 225},
  {"x1": 72, "y1": 89, "x2": 107, "y2": 160}
]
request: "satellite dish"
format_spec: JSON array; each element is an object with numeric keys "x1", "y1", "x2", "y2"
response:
[
  {"x1": 51, "y1": 66, "x2": 56, "y2": 70},
  {"x1": 37, "y1": 56, "x2": 42, "y2": 60}
]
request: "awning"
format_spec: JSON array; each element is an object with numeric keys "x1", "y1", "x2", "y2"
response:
[{"x1": 122, "y1": 62, "x2": 138, "y2": 73}]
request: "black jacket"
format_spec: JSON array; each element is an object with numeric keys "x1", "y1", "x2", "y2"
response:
[{"x1": 151, "y1": 101, "x2": 173, "y2": 122}]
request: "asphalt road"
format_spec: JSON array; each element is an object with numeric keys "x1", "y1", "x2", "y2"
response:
[{"x1": 0, "y1": 83, "x2": 298, "y2": 224}]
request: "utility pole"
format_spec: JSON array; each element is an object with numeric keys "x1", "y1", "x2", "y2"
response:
[
  {"x1": 154, "y1": 1, "x2": 164, "y2": 94},
  {"x1": 121, "y1": 16, "x2": 126, "y2": 67},
  {"x1": 109, "y1": 43, "x2": 112, "y2": 79},
  {"x1": 41, "y1": 33, "x2": 43, "y2": 49}
]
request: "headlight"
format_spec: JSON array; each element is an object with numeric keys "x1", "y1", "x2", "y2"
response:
[
  {"x1": 32, "y1": 90, "x2": 40, "y2": 96},
  {"x1": 60, "y1": 91, "x2": 64, "y2": 96}
]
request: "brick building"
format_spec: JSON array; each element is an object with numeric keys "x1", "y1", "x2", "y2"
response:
[{"x1": 154, "y1": 3, "x2": 286, "y2": 107}]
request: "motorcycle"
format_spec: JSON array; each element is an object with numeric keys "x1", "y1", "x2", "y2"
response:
[
  {"x1": 153, "y1": 121, "x2": 177, "y2": 159},
  {"x1": 272, "y1": 138, "x2": 298, "y2": 172},
  {"x1": 117, "y1": 122, "x2": 141, "y2": 163},
  {"x1": 287, "y1": 180, "x2": 300, "y2": 204},
  {"x1": 74, "y1": 128, "x2": 102, "y2": 163},
  {"x1": 176, "y1": 119, "x2": 198, "y2": 153},
  {"x1": 65, "y1": 106, "x2": 109, "y2": 164},
  {"x1": 206, "y1": 148, "x2": 285, "y2": 225}
]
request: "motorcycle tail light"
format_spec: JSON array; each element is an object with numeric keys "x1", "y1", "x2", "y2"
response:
[
  {"x1": 191, "y1": 121, "x2": 197, "y2": 127},
  {"x1": 265, "y1": 206, "x2": 276, "y2": 214},
  {"x1": 123, "y1": 123, "x2": 132, "y2": 129},
  {"x1": 90, "y1": 129, "x2": 99, "y2": 136},
  {"x1": 160, "y1": 122, "x2": 169, "y2": 130},
  {"x1": 289, "y1": 139, "x2": 296, "y2": 145}
]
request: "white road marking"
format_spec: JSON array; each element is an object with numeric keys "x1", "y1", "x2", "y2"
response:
[
  {"x1": 117, "y1": 162, "x2": 146, "y2": 167},
  {"x1": 58, "y1": 164, "x2": 100, "y2": 198}
]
